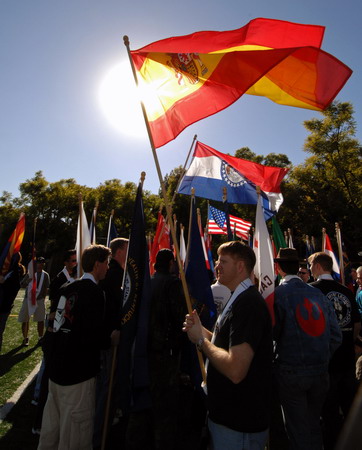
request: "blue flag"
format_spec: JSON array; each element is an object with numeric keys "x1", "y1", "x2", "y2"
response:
[
  {"x1": 118, "y1": 180, "x2": 151, "y2": 413},
  {"x1": 186, "y1": 197, "x2": 216, "y2": 330},
  {"x1": 178, "y1": 141, "x2": 288, "y2": 220}
]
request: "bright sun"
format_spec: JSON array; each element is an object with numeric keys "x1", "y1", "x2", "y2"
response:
[{"x1": 98, "y1": 61, "x2": 146, "y2": 138}]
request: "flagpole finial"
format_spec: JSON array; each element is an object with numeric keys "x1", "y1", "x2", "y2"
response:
[
  {"x1": 140, "y1": 172, "x2": 146, "y2": 188},
  {"x1": 191, "y1": 187, "x2": 195, "y2": 197},
  {"x1": 123, "y1": 35, "x2": 129, "y2": 46},
  {"x1": 256, "y1": 186, "x2": 261, "y2": 195}
]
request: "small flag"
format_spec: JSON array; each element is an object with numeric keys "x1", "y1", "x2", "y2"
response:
[
  {"x1": 89, "y1": 205, "x2": 98, "y2": 245},
  {"x1": 323, "y1": 231, "x2": 340, "y2": 279},
  {"x1": 208, "y1": 205, "x2": 251, "y2": 241},
  {"x1": 75, "y1": 201, "x2": 91, "y2": 278},
  {"x1": 149, "y1": 212, "x2": 171, "y2": 274},
  {"x1": 0, "y1": 213, "x2": 25, "y2": 275}
]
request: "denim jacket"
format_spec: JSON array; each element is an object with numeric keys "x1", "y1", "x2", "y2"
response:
[{"x1": 273, "y1": 277, "x2": 342, "y2": 374}]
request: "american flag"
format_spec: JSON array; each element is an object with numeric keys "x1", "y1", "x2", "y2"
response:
[{"x1": 208, "y1": 205, "x2": 251, "y2": 241}]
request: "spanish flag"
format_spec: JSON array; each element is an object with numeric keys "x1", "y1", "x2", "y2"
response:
[
  {"x1": 0, "y1": 212, "x2": 25, "y2": 274},
  {"x1": 130, "y1": 18, "x2": 352, "y2": 148}
]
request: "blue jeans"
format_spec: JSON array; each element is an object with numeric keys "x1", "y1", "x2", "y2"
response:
[
  {"x1": 276, "y1": 368, "x2": 329, "y2": 450},
  {"x1": 208, "y1": 418, "x2": 269, "y2": 450}
]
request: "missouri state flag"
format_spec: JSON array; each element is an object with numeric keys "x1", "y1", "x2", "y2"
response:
[
  {"x1": 129, "y1": 18, "x2": 352, "y2": 148},
  {"x1": 178, "y1": 141, "x2": 288, "y2": 219}
]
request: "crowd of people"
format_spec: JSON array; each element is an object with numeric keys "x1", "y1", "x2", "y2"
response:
[{"x1": 1, "y1": 238, "x2": 362, "y2": 450}]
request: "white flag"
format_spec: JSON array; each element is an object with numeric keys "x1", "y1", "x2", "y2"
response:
[
  {"x1": 76, "y1": 201, "x2": 91, "y2": 278},
  {"x1": 253, "y1": 195, "x2": 275, "y2": 324},
  {"x1": 180, "y1": 225, "x2": 186, "y2": 267}
]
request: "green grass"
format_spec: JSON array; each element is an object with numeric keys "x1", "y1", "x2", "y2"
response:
[{"x1": 0, "y1": 289, "x2": 45, "y2": 443}]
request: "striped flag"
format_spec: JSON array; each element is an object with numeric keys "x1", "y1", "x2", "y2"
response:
[
  {"x1": 322, "y1": 231, "x2": 340, "y2": 279},
  {"x1": 208, "y1": 205, "x2": 251, "y2": 240},
  {"x1": 130, "y1": 18, "x2": 352, "y2": 149}
]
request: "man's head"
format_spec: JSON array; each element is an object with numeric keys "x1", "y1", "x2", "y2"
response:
[
  {"x1": 357, "y1": 266, "x2": 362, "y2": 289},
  {"x1": 110, "y1": 238, "x2": 129, "y2": 269},
  {"x1": 36, "y1": 257, "x2": 46, "y2": 273},
  {"x1": 215, "y1": 241, "x2": 255, "y2": 290},
  {"x1": 82, "y1": 245, "x2": 111, "y2": 282},
  {"x1": 64, "y1": 249, "x2": 77, "y2": 273},
  {"x1": 154, "y1": 248, "x2": 175, "y2": 273},
  {"x1": 298, "y1": 265, "x2": 311, "y2": 283},
  {"x1": 274, "y1": 248, "x2": 299, "y2": 277},
  {"x1": 308, "y1": 252, "x2": 333, "y2": 279}
]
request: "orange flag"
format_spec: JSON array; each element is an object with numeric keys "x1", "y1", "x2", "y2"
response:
[
  {"x1": 149, "y1": 212, "x2": 171, "y2": 274},
  {"x1": 130, "y1": 17, "x2": 352, "y2": 148},
  {"x1": 0, "y1": 213, "x2": 25, "y2": 275}
]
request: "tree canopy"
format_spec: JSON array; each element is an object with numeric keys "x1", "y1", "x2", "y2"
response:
[{"x1": 1, "y1": 101, "x2": 361, "y2": 268}]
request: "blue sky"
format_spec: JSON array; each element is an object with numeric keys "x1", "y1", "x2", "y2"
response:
[{"x1": 1, "y1": 0, "x2": 361, "y2": 199}]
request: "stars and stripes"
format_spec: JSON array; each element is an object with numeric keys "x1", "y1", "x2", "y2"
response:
[{"x1": 208, "y1": 205, "x2": 251, "y2": 240}]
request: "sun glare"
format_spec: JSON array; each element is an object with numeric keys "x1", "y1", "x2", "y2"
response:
[{"x1": 98, "y1": 61, "x2": 146, "y2": 138}]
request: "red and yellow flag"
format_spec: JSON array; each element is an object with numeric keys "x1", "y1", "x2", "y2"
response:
[
  {"x1": 130, "y1": 18, "x2": 352, "y2": 148},
  {"x1": 0, "y1": 212, "x2": 25, "y2": 274}
]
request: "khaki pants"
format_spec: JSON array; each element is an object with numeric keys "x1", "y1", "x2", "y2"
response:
[{"x1": 38, "y1": 377, "x2": 96, "y2": 450}]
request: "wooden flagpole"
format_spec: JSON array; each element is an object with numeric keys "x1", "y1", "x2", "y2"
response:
[
  {"x1": 335, "y1": 222, "x2": 345, "y2": 285},
  {"x1": 124, "y1": 36, "x2": 205, "y2": 381},
  {"x1": 171, "y1": 134, "x2": 197, "y2": 204},
  {"x1": 322, "y1": 228, "x2": 326, "y2": 252}
]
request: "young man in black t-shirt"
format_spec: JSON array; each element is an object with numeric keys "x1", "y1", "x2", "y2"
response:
[{"x1": 183, "y1": 241, "x2": 273, "y2": 449}]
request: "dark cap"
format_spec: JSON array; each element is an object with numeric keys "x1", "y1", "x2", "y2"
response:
[{"x1": 274, "y1": 248, "x2": 299, "y2": 263}]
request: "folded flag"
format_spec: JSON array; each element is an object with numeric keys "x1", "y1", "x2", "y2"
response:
[
  {"x1": 130, "y1": 17, "x2": 352, "y2": 148},
  {"x1": 208, "y1": 205, "x2": 251, "y2": 241},
  {"x1": 178, "y1": 141, "x2": 288, "y2": 219}
]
